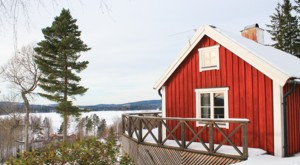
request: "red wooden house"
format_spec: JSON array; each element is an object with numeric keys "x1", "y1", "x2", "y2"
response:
[{"x1": 153, "y1": 24, "x2": 300, "y2": 157}]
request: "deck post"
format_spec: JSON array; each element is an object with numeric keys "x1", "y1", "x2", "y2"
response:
[
  {"x1": 122, "y1": 115, "x2": 125, "y2": 134},
  {"x1": 242, "y1": 123, "x2": 248, "y2": 159},
  {"x1": 138, "y1": 117, "x2": 143, "y2": 143},
  {"x1": 128, "y1": 117, "x2": 132, "y2": 137},
  {"x1": 181, "y1": 121, "x2": 186, "y2": 149},
  {"x1": 209, "y1": 122, "x2": 214, "y2": 153},
  {"x1": 158, "y1": 119, "x2": 162, "y2": 145}
]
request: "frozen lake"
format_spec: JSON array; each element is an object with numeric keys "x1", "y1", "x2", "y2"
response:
[
  {"x1": 29, "y1": 110, "x2": 160, "y2": 134},
  {"x1": 0, "y1": 109, "x2": 160, "y2": 134}
]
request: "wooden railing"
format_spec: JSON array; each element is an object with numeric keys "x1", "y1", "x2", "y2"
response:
[{"x1": 122, "y1": 112, "x2": 250, "y2": 160}]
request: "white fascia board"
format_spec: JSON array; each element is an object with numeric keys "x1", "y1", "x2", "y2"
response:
[
  {"x1": 161, "y1": 86, "x2": 166, "y2": 139},
  {"x1": 153, "y1": 26, "x2": 207, "y2": 90},
  {"x1": 153, "y1": 25, "x2": 290, "y2": 90},
  {"x1": 273, "y1": 82, "x2": 284, "y2": 157}
]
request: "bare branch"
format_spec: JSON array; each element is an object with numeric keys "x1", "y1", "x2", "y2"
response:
[
  {"x1": 1, "y1": 44, "x2": 40, "y2": 97},
  {"x1": 15, "y1": 140, "x2": 25, "y2": 144}
]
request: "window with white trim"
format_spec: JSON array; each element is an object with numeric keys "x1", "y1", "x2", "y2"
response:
[
  {"x1": 198, "y1": 45, "x2": 220, "y2": 72},
  {"x1": 195, "y1": 87, "x2": 229, "y2": 128}
]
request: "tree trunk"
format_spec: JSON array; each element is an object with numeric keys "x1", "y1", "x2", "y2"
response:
[
  {"x1": 21, "y1": 92, "x2": 30, "y2": 152},
  {"x1": 63, "y1": 56, "x2": 68, "y2": 142},
  {"x1": 63, "y1": 114, "x2": 68, "y2": 141}
]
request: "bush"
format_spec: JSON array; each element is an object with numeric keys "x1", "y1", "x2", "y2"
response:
[{"x1": 7, "y1": 137, "x2": 133, "y2": 165}]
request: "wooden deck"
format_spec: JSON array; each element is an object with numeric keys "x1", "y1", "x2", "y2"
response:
[{"x1": 121, "y1": 112, "x2": 249, "y2": 165}]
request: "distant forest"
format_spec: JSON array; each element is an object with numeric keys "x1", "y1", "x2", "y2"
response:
[{"x1": 0, "y1": 100, "x2": 162, "y2": 114}]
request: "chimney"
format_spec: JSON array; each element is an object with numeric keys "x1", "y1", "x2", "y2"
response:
[{"x1": 241, "y1": 23, "x2": 264, "y2": 44}]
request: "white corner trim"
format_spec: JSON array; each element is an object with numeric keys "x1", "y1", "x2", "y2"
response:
[
  {"x1": 273, "y1": 82, "x2": 284, "y2": 157},
  {"x1": 161, "y1": 86, "x2": 166, "y2": 139}
]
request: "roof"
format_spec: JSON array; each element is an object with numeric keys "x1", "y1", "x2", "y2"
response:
[{"x1": 153, "y1": 25, "x2": 300, "y2": 89}]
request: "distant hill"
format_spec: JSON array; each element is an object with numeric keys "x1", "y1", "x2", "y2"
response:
[
  {"x1": 0, "y1": 100, "x2": 162, "y2": 114},
  {"x1": 85, "y1": 100, "x2": 162, "y2": 111}
]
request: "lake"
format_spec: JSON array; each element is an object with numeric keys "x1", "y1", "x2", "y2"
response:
[{"x1": 29, "y1": 110, "x2": 160, "y2": 134}]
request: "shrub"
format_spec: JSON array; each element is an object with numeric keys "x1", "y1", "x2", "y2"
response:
[{"x1": 7, "y1": 137, "x2": 133, "y2": 165}]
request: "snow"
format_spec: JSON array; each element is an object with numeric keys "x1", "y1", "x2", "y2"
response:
[
  {"x1": 199, "y1": 118, "x2": 249, "y2": 122},
  {"x1": 131, "y1": 128, "x2": 264, "y2": 157},
  {"x1": 129, "y1": 128, "x2": 300, "y2": 165},
  {"x1": 1, "y1": 110, "x2": 160, "y2": 134},
  {"x1": 236, "y1": 152, "x2": 300, "y2": 165},
  {"x1": 31, "y1": 110, "x2": 159, "y2": 133},
  {"x1": 215, "y1": 27, "x2": 300, "y2": 79}
]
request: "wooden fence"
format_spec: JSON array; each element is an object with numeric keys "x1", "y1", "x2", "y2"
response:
[{"x1": 122, "y1": 112, "x2": 249, "y2": 160}]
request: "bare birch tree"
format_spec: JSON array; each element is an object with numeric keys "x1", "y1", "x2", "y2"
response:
[{"x1": 1, "y1": 45, "x2": 40, "y2": 152}]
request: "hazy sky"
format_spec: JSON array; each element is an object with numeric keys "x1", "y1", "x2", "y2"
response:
[{"x1": 0, "y1": 0, "x2": 284, "y2": 105}]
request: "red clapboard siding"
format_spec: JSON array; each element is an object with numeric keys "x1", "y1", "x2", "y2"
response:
[
  {"x1": 284, "y1": 84, "x2": 300, "y2": 155},
  {"x1": 258, "y1": 73, "x2": 266, "y2": 150},
  {"x1": 266, "y1": 78, "x2": 274, "y2": 154},
  {"x1": 164, "y1": 36, "x2": 274, "y2": 154}
]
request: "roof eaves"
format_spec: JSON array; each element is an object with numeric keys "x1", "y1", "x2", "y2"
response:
[{"x1": 154, "y1": 25, "x2": 291, "y2": 90}]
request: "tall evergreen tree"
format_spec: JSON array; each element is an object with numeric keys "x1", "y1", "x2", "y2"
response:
[
  {"x1": 34, "y1": 8, "x2": 90, "y2": 141},
  {"x1": 295, "y1": 0, "x2": 300, "y2": 12},
  {"x1": 294, "y1": 0, "x2": 300, "y2": 56},
  {"x1": 267, "y1": 3, "x2": 285, "y2": 50},
  {"x1": 267, "y1": 0, "x2": 300, "y2": 57}
]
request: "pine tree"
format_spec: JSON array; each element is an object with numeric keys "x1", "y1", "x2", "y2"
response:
[
  {"x1": 92, "y1": 114, "x2": 100, "y2": 136},
  {"x1": 34, "y1": 8, "x2": 90, "y2": 141},
  {"x1": 106, "y1": 127, "x2": 117, "y2": 146},
  {"x1": 294, "y1": 0, "x2": 300, "y2": 56},
  {"x1": 85, "y1": 116, "x2": 93, "y2": 136},
  {"x1": 98, "y1": 119, "x2": 107, "y2": 138},
  {"x1": 267, "y1": 3, "x2": 285, "y2": 50},
  {"x1": 267, "y1": 0, "x2": 300, "y2": 57},
  {"x1": 295, "y1": 0, "x2": 300, "y2": 12},
  {"x1": 282, "y1": 0, "x2": 300, "y2": 56}
]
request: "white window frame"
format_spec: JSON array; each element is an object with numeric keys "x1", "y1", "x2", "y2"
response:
[
  {"x1": 195, "y1": 87, "x2": 229, "y2": 128},
  {"x1": 198, "y1": 45, "x2": 220, "y2": 72}
]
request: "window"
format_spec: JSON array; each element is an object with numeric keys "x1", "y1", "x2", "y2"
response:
[
  {"x1": 198, "y1": 45, "x2": 220, "y2": 72},
  {"x1": 195, "y1": 87, "x2": 229, "y2": 128}
]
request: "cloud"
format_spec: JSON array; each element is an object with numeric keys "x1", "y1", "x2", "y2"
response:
[{"x1": 0, "y1": 0, "x2": 282, "y2": 105}]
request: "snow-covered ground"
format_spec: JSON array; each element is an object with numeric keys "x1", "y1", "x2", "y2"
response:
[
  {"x1": 130, "y1": 128, "x2": 300, "y2": 165},
  {"x1": 236, "y1": 152, "x2": 300, "y2": 165}
]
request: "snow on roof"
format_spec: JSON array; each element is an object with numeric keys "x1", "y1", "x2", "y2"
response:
[
  {"x1": 216, "y1": 27, "x2": 300, "y2": 80},
  {"x1": 154, "y1": 25, "x2": 300, "y2": 89}
]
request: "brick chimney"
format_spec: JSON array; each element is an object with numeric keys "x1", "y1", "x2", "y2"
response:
[{"x1": 241, "y1": 23, "x2": 264, "y2": 44}]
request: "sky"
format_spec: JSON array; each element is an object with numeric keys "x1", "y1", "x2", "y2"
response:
[{"x1": 0, "y1": 0, "x2": 285, "y2": 105}]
